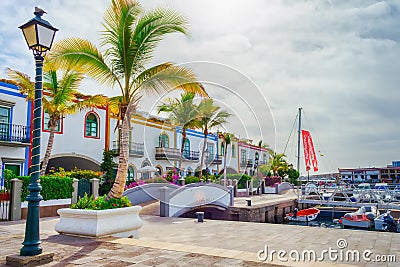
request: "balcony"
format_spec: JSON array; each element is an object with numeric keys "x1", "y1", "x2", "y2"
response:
[
  {"x1": 206, "y1": 154, "x2": 222, "y2": 165},
  {"x1": 112, "y1": 141, "x2": 144, "y2": 157},
  {"x1": 0, "y1": 123, "x2": 30, "y2": 147},
  {"x1": 183, "y1": 150, "x2": 200, "y2": 161},
  {"x1": 155, "y1": 147, "x2": 199, "y2": 161},
  {"x1": 240, "y1": 159, "x2": 253, "y2": 168},
  {"x1": 155, "y1": 147, "x2": 180, "y2": 160}
]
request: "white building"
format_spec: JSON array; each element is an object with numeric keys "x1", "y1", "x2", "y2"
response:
[
  {"x1": 0, "y1": 81, "x2": 270, "y2": 184},
  {"x1": 0, "y1": 82, "x2": 31, "y2": 184}
]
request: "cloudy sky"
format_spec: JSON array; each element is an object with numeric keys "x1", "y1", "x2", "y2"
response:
[{"x1": 1, "y1": 0, "x2": 400, "y2": 175}]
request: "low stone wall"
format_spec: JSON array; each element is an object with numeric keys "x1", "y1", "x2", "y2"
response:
[
  {"x1": 227, "y1": 200, "x2": 311, "y2": 223},
  {"x1": 21, "y1": 204, "x2": 70, "y2": 219}
]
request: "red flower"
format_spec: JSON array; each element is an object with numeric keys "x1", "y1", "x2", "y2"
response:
[{"x1": 113, "y1": 203, "x2": 116, "y2": 207}]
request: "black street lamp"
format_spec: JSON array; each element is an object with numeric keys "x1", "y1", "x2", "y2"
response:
[{"x1": 19, "y1": 7, "x2": 58, "y2": 256}]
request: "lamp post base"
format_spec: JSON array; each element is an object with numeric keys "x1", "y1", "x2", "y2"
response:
[{"x1": 6, "y1": 252, "x2": 53, "y2": 267}]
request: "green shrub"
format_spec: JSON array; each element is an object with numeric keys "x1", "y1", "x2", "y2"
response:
[
  {"x1": 185, "y1": 176, "x2": 200, "y2": 184},
  {"x1": 94, "y1": 195, "x2": 132, "y2": 210},
  {"x1": 144, "y1": 177, "x2": 168, "y2": 184},
  {"x1": 3, "y1": 169, "x2": 16, "y2": 190},
  {"x1": 71, "y1": 193, "x2": 95, "y2": 209},
  {"x1": 226, "y1": 174, "x2": 252, "y2": 189},
  {"x1": 71, "y1": 194, "x2": 132, "y2": 210},
  {"x1": 100, "y1": 150, "x2": 117, "y2": 195},
  {"x1": 48, "y1": 167, "x2": 102, "y2": 180},
  {"x1": 16, "y1": 175, "x2": 73, "y2": 202}
]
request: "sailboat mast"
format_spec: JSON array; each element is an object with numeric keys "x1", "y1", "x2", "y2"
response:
[{"x1": 297, "y1": 107, "x2": 302, "y2": 172}]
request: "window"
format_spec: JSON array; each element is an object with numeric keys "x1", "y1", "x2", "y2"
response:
[
  {"x1": 141, "y1": 161, "x2": 151, "y2": 180},
  {"x1": 85, "y1": 112, "x2": 99, "y2": 138},
  {"x1": 186, "y1": 167, "x2": 193, "y2": 177},
  {"x1": 263, "y1": 153, "x2": 267, "y2": 164},
  {"x1": 183, "y1": 139, "x2": 190, "y2": 158},
  {"x1": 155, "y1": 166, "x2": 162, "y2": 176},
  {"x1": 241, "y1": 149, "x2": 247, "y2": 164},
  {"x1": 255, "y1": 152, "x2": 259, "y2": 160},
  {"x1": 127, "y1": 165, "x2": 136, "y2": 184},
  {"x1": 231, "y1": 144, "x2": 236, "y2": 158},
  {"x1": 207, "y1": 143, "x2": 214, "y2": 162},
  {"x1": 43, "y1": 111, "x2": 62, "y2": 133},
  {"x1": 0, "y1": 106, "x2": 10, "y2": 140},
  {"x1": 5, "y1": 164, "x2": 21, "y2": 176},
  {"x1": 220, "y1": 142, "x2": 225, "y2": 156},
  {"x1": 158, "y1": 133, "x2": 169, "y2": 148}
]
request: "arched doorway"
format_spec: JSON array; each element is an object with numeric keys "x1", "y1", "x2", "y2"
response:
[{"x1": 45, "y1": 154, "x2": 101, "y2": 173}]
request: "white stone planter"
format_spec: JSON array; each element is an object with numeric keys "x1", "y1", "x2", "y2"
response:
[{"x1": 55, "y1": 206, "x2": 143, "y2": 238}]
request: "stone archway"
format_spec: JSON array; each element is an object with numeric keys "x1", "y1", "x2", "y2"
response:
[{"x1": 44, "y1": 153, "x2": 101, "y2": 173}]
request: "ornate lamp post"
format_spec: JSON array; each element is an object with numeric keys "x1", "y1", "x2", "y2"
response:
[{"x1": 19, "y1": 7, "x2": 58, "y2": 256}]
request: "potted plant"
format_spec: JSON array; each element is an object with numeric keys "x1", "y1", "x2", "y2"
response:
[{"x1": 55, "y1": 194, "x2": 143, "y2": 238}]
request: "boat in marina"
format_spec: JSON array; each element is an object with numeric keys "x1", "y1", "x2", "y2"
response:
[
  {"x1": 340, "y1": 206, "x2": 378, "y2": 229},
  {"x1": 286, "y1": 208, "x2": 320, "y2": 222},
  {"x1": 374, "y1": 210, "x2": 400, "y2": 232}
]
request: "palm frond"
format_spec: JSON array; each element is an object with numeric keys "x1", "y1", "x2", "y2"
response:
[
  {"x1": 6, "y1": 68, "x2": 34, "y2": 100},
  {"x1": 131, "y1": 7, "x2": 188, "y2": 72},
  {"x1": 102, "y1": 0, "x2": 142, "y2": 80},
  {"x1": 48, "y1": 37, "x2": 117, "y2": 87},
  {"x1": 134, "y1": 63, "x2": 207, "y2": 97}
]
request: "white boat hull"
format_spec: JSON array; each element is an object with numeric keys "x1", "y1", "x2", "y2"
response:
[
  {"x1": 341, "y1": 218, "x2": 371, "y2": 229},
  {"x1": 287, "y1": 212, "x2": 319, "y2": 222}
]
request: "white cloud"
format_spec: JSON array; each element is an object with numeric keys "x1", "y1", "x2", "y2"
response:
[{"x1": 1, "y1": 0, "x2": 399, "y2": 174}]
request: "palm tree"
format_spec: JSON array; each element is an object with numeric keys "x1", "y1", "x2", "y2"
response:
[
  {"x1": 48, "y1": 0, "x2": 207, "y2": 199},
  {"x1": 197, "y1": 99, "x2": 230, "y2": 179},
  {"x1": 7, "y1": 65, "x2": 106, "y2": 175},
  {"x1": 268, "y1": 152, "x2": 289, "y2": 178},
  {"x1": 157, "y1": 92, "x2": 201, "y2": 175},
  {"x1": 222, "y1": 133, "x2": 233, "y2": 187}
]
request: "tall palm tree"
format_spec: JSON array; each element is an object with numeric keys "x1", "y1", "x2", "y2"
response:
[
  {"x1": 48, "y1": 0, "x2": 207, "y2": 199},
  {"x1": 157, "y1": 92, "x2": 201, "y2": 175},
  {"x1": 7, "y1": 65, "x2": 107, "y2": 175},
  {"x1": 222, "y1": 133, "x2": 233, "y2": 186},
  {"x1": 197, "y1": 99, "x2": 230, "y2": 179}
]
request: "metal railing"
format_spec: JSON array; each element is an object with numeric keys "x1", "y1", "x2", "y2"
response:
[
  {"x1": 240, "y1": 159, "x2": 253, "y2": 167},
  {"x1": 155, "y1": 147, "x2": 199, "y2": 161},
  {"x1": 0, "y1": 123, "x2": 30, "y2": 143},
  {"x1": 112, "y1": 141, "x2": 144, "y2": 157},
  {"x1": 183, "y1": 150, "x2": 200, "y2": 161},
  {"x1": 206, "y1": 154, "x2": 222, "y2": 165}
]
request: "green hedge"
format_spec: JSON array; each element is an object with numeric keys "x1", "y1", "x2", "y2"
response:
[
  {"x1": 185, "y1": 176, "x2": 200, "y2": 184},
  {"x1": 226, "y1": 174, "x2": 252, "y2": 189},
  {"x1": 14, "y1": 175, "x2": 73, "y2": 201}
]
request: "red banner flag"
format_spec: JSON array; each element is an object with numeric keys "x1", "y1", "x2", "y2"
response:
[{"x1": 302, "y1": 130, "x2": 318, "y2": 172}]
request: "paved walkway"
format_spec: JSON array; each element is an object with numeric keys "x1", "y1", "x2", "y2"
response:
[
  {"x1": 1, "y1": 215, "x2": 398, "y2": 267},
  {"x1": 233, "y1": 190, "x2": 297, "y2": 208}
]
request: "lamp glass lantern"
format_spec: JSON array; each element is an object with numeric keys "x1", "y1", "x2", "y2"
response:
[{"x1": 19, "y1": 11, "x2": 58, "y2": 56}]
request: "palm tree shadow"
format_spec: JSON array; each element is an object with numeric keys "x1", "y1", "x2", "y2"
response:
[{"x1": 42, "y1": 234, "x2": 103, "y2": 266}]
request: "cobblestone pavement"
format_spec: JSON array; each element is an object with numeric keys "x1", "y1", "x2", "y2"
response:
[
  {"x1": 1, "y1": 215, "x2": 398, "y2": 267},
  {"x1": 0, "y1": 218, "x2": 278, "y2": 267}
]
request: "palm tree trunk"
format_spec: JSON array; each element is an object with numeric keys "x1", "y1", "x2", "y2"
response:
[
  {"x1": 198, "y1": 133, "x2": 207, "y2": 180},
  {"x1": 178, "y1": 128, "x2": 186, "y2": 176},
  {"x1": 40, "y1": 126, "x2": 56, "y2": 176},
  {"x1": 223, "y1": 143, "x2": 228, "y2": 187},
  {"x1": 107, "y1": 107, "x2": 132, "y2": 199}
]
